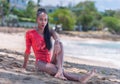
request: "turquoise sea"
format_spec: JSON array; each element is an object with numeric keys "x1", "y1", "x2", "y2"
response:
[{"x1": 62, "y1": 38, "x2": 120, "y2": 69}]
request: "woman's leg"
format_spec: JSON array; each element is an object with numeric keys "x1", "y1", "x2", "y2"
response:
[
  {"x1": 51, "y1": 42, "x2": 66, "y2": 79},
  {"x1": 36, "y1": 60, "x2": 96, "y2": 83},
  {"x1": 36, "y1": 42, "x2": 96, "y2": 83},
  {"x1": 63, "y1": 69, "x2": 96, "y2": 83},
  {"x1": 50, "y1": 42, "x2": 96, "y2": 83}
]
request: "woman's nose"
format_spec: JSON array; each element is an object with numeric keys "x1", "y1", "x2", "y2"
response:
[{"x1": 42, "y1": 21, "x2": 46, "y2": 24}]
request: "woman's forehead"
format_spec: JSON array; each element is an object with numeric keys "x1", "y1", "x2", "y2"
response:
[{"x1": 38, "y1": 12, "x2": 48, "y2": 18}]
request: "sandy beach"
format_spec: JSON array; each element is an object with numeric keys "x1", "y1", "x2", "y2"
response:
[{"x1": 0, "y1": 27, "x2": 120, "y2": 84}]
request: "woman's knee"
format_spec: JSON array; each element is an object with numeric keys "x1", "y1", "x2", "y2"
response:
[
  {"x1": 59, "y1": 42, "x2": 63, "y2": 48},
  {"x1": 59, "y1": 42, "x2": 64, "y2": 53}
]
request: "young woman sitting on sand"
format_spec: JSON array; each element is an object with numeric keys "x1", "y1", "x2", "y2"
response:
[{"x1": 23, "y1": 8, "x2": 96, "y2": 83}]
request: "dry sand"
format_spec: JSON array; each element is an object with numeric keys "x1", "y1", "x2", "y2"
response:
[{"x1": 0, "y1": 27, "x2": 120, "y2": 84}]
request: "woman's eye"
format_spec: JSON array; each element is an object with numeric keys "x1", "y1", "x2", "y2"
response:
[
  {"x1": 39, "y1": 18, "x2": 47, "y2": 22},
  {"x1": 44, "y1": 19, "x2": 47, "y2": 21}
]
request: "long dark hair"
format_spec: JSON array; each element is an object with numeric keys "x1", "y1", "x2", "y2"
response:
[{"x1": 37, "y1": 8, "x2": 52, "y2": 50}]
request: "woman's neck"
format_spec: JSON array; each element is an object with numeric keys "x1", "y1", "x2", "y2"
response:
[{"x1": 36, "y1": 27, "x2": 44, "y2": 34}]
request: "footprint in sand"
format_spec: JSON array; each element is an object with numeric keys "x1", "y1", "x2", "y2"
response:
[
  {"x1": 0, "y1": 58, "x2": 3, "y2": 62},
  {"x1": 23, "y1": 77, "x2": 31, "y2": 80}
]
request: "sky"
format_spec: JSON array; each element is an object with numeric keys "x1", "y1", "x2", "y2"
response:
[{"x1": 33, "y1": 0, "x2": 120, "y2": 12}]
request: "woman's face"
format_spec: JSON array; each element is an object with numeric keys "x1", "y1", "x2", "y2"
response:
[{"x1": 37, "y1": 12, "x2": 48, "y2": 29}]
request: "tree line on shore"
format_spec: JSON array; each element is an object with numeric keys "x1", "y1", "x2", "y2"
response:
[{"x1": 0, "y1": 0, "x2": 120, "y2": 34}]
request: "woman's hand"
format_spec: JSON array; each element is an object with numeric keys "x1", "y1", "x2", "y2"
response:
[
  {"x1": 22, "y1": 63, "x2": 27, "y2": 69},
  {"x1": 22, "y1": 54, "x2": 29, "y2": 69},
  {"x1": 53, "y1": 40, "x2": 61, "y2": 56}
]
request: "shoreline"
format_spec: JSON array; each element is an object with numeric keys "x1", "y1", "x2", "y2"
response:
[
  {"x1": 60, "y1": 34, "x2": 120, "y2": 70},
  {"x1": 64, "y1": 55, "x2": 120, "y2": 69}
]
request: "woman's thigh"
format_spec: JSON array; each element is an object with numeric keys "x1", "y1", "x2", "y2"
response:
[
  {"x1": 50, "y1": 55, "x2": 56, "y2": 64},
  {"x1": 36, "y1": 60, "x2": 57, "y2": 75},
  {"x1": 36, "y1": 60, "x2": 47, "y2": 71}
]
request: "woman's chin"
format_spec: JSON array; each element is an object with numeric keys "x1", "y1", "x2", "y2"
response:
[{"x1": 38, "y1": 27, "x2": 45, "y2": 29}]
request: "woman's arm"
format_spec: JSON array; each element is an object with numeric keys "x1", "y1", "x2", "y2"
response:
[
  {"x1": 23, "y1": 54, "x2": 29, "y2": 69},
  {"x1": 50, "y1": 29, "x2": 60, "y2": 42},
  {"x1": 50, "y1": 29, "x2": 61, "y2": 55},
  {"x1": 23, "y1": 31, "x2": 31, "y2": 69}
]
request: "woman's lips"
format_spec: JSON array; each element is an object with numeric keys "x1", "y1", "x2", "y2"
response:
[{"x1": 41, "y1": 25, "x2": 44, "y2": 27}]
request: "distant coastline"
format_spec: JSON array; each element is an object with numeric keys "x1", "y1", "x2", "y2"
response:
[
  {"x1": 59, "y1": 31, "x2": 120, "y2": 41},
  {"x1": 0, "y1": 27, "x2": 120, "y2": 41}
]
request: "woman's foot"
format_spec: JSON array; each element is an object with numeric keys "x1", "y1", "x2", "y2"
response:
[
  {"x1": 54, "y1": 70, "x2": 67, "y2": 80},
  {"x1": 79, "y1": 68, "x2": 96, "y2": 83}
]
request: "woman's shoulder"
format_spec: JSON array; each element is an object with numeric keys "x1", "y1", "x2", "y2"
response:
[{"x1": 26, "y1": 29, "x2": 36, "y2": 34}]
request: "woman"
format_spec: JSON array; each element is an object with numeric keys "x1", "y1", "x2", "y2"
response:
[{"x1": 23, "y1": 8, "x2": 96, "y2": 83}]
